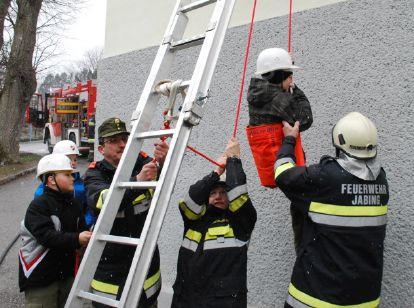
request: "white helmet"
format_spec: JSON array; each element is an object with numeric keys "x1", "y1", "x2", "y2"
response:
[
  {"x1": 37, "y1": 153, "x2": 74, "y2": 179},
  {"x1": 255, "y1": 48, "x2": 300, "y2": 75},
  {"x1": 332, "y1": 112, "x2": 378, "y2": 159},
  {"x1": 53, "y1": 140, "x2": 80, "y2": 155}
]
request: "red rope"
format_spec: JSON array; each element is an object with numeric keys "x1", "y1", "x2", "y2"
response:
[
  {"x1": 187, "y1": 145, "x2": 225, "y2": 168},
  {"x1": 288, "y1": 0, "x2": 293, "y2": 53},
  {"x1": 233, "y1": 0, "x2": 258, "y2": 138}
]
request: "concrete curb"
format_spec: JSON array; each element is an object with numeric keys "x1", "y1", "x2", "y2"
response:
[{"x1": 0, "y1": 166, "x2": 37, "y2": 186}]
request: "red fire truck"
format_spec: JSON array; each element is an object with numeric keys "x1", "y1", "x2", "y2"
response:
[{"x1": 43, "y1": 80, "x2": 96, "y2": 154}]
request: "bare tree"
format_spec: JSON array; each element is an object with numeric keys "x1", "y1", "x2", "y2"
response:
[
  {"x1": 0, "y1": 0, "x2": 43, "y2": 162},
  {"x1": 76, "y1": 46, "x2": 103, "y2": 79},
  {"x1": 38, "y1": 46, "x2": 103, "y2": 93},
  {"x1": 0, "y1": 0, "x2": 11, "y2": 51},
  {"x1": 0, "y1": 0, "x2": 12, "y2": 86},
  {"x1": 33, "y1": 0, "x2": 84, "y2": 73},
  {"x1": 0, "y1": 0, "x2": 84, "y2": 162}
]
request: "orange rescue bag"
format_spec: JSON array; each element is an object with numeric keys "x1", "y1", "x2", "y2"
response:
[{"x1": 246, "y1": 123, "x2": 305, "y2": 188}]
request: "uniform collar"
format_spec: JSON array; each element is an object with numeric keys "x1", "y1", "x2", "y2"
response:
[{"x1": 336, "y1": 153, "x2": 381, "y2": 181}]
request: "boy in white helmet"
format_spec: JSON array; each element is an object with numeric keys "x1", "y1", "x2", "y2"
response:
[
  {"x1": 247, "y1": 47, "x2": 313, "y2": 130},
  {"x1": 246, "y1": 47, "x2": 313, "y2": 254},
  {"x1": 34, "y1": 140, "x2": 96, "y2": 227},
  {"x1": 19, "y1": 153, "x2": 92, "y2": 307}
]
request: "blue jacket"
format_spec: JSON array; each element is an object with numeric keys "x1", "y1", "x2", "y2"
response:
[{"x1": 34, "y1": 172, "x2": 96, "y2": 227}]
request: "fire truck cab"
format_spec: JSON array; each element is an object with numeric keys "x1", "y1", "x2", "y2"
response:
[{"x1": 43, "y1": 80, "x2": 96, "y2": 154}]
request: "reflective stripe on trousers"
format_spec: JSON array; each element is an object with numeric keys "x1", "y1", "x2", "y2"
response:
[
  {"x1": 91, "y1": 270, "x2": 161, "y2": 299},
  {"x1": 203, "y1": 237, "x2": 249, "y2": 250},
  {"x1": 287, "y1": 283, "x2": 380, "y2": 308}
]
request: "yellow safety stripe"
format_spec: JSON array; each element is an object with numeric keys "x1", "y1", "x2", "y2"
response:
[
  {"x1": 275, "y1": 162, "x2": 295, "y2": 179},
  {"x1": 207, "y1": 225, "x2": 230, "y2": 236},
  {"x1": 179, "y1": 200, "x2": 206, "y2": 220},
  {"x1": 144, "y1": 269, "x2": 161, "y2": 290},
  {"x1": 91, "y1": 271, "x2": 161, "y2": 296},
  {"x1": 132, "y1": 193, "x2": 147, "y2": 205},
  {"x1": 96, "y1": 189, "x2": 109, "y2": 210},
  {"x1": 310, "y1": 202, "x2": 388, "y2": 217},
  {"x1": 229, "y1": 194, "x2": 249, "y2": 213},
  {"x1": 288, "y1": 283, "x2": 380, "y2": 308},
  {"x1": 91, "y1": 279, "x2": 118, "y2": 295},
  {"x1": 205, "y1": 226, "x2": 234, "y2": 240},
  {"x1": 185, "y1": 229, "x2": 202, "y2": 243}
]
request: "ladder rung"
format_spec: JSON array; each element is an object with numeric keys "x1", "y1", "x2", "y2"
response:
[
  {"x1": 78, "y1": 290, "x2": 119, "y2": 307},
  {"x1": 171, "y1": 33, "x2": 206, "y2": 50},
  {"x1": 118, "y1": 181, "x2": 158, "y2": 189},
  {"x1": 97, "y1": 234, "x2": 141, "y2": 246},
  {"x1": 135, "y1": 129, "x2": 176, "y2": 140},
  {"x1": 179, "y1": 0, "x2": 217, "y2": 13}
]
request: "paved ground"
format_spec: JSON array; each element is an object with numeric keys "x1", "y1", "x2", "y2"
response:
[{"x1": 19, "y1": 140, "x2": 49, "y2": 156}]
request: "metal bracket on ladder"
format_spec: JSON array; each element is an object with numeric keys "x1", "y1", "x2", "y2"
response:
[{"x1": 65, "y1": 0, "x2": 236, "y2": 307}]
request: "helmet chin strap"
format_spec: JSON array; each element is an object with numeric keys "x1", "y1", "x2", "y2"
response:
[
  {"x1": 335, "y1": 148, "x2": 341, "y2": 158},
  {"x1": 52, "y1": 174, "x2": 63, "y2": 193}
]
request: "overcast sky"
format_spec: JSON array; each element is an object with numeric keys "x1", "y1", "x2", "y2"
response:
[{"x1": 48, "y1": 0, "x2": 106, "y2": 74}]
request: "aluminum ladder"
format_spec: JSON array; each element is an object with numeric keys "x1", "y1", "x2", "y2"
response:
[{"x1": 65, "y1": 0, "x2": 236, "y2": 307}]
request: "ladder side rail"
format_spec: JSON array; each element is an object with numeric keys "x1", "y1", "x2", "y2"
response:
[
  {"x1": 65, "y1": 149, "x2": 138, "y2": 308},
  {"x1": 121, "y1": 117, "x2": 192, "y2": 307},
  {"x1": 130, "y1": 11, "x2": 189, "y2": 128},
  {"x1": 121, "y1": 0, "x2": 236, "y2": 306},
  {"x1": 65, "y1": 4, "x2": 190, "y2": 308},
  {"x1": 163, "y1": 0, "x2": 192, "y2": 43},
  {"x1": 183, "y1": 0, "x2": 236, "y2": 118}
]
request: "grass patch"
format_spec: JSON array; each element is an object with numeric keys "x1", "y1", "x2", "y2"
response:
[{"x1": 0, "y1": 153, "x2": 41, "y2": 178}]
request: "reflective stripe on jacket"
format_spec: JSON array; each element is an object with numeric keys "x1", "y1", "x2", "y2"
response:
[{"x1": 275, "y1": 136, "x2": 389, "y2": 307}]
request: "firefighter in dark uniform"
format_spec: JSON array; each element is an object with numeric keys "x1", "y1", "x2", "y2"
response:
[
  {"x1": 275, "y1": 112, "x2": 389, "y2": 308},
  {"x1": 172, "y1": 137, "x2": 257, "y2": 308},
  {"x1": 83, "y1": 117, "x2": 169, "y2": 308}
]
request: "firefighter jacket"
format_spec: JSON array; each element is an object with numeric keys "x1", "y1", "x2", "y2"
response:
[
  {"x1": 275, "y1": 136, "x2": 389, "y2": 308},
  {"x1": 19, "y1": 186, "x2": 85, "y2": 291},
  {"x1": 83, "y1": 153, "x2": 161, "y2": 307},
  {"x1": 172, "y1": 157, "x2": 257, "y2": 308},
  {"x1": 247, "y1": 78, "x2": 313, "y2": 131}
]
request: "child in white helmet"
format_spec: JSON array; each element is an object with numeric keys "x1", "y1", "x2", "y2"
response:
[
  {"x1": 34, "y1": 140, "x2": 96, "y2": 228},
  {"x1": 246, "y1": 47, "x2": 313, "y2": 254},
  {"x1": 19, "y1": 153, "x2": 92, "y2": 307},
  {"x1": 247, "y1": 47, "x2": 313, "y2": 130}
]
